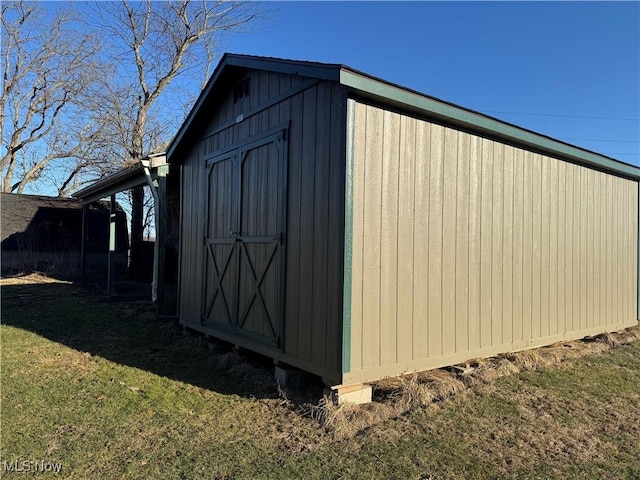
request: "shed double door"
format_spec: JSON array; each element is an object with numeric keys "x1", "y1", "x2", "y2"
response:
[{"x1": 203, "y1": 130, "x2": 287, "y2": 348}]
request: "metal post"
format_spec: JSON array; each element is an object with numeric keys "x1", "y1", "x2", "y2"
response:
[
  {"x1": 107, "y1": 194, "x2": 116, "y2": 295},
  {"x1": 80, "y1": 204, "x2": 87, "y2": 282},
  {"x1": 141, "y1": 158, "x2": 161, "y2": 303}
]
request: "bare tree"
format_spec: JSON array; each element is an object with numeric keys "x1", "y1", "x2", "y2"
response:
[
  {"x1": 89, "y1": 0, "x2": 258, "y2": 272},
  {"x1": 0, "y1": 1, "x2": 101, "y2": 194}
]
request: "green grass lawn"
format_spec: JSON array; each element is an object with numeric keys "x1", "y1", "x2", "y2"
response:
[{"x1": 2, "y1": 275, "x2": 640, "y2": 479}]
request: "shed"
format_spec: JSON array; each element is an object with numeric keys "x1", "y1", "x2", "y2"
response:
[
  {"x1": 0, "y1": 193, "x2": 128, "y2": 277},
  {"x1": 164, "y1": 54, "x2": 640, "y2": 397}
]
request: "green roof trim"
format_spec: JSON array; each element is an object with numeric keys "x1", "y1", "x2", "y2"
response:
[
  {"x1": 339, "y1": 69, "x2": 640, "y2": 180},
  {"x1": 168, "y1": 53, "x2": 640, "y2": 181}
]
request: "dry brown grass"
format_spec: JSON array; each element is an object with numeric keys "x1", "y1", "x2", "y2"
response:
[
  {"x1": 309, "y1": 326, "x2": 640, "y2": 440},
  {"x1": 0, "y1": 272, "x2": 72, "y2": 285}
]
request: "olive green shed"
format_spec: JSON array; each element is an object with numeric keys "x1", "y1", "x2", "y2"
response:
[{"x1": 164, "y1": 54, "x2": 640, "y2": 388}]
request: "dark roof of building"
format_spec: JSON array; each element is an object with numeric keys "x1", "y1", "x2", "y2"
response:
[
  {"x1": 0, "y1": 193, "x2": 118, "y2": 242},
  {"x1": 167, "y1": 53, "x2": 640, "y2": 180}
]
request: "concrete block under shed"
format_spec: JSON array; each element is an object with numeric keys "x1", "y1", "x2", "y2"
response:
[
  {"x1": 325, "y1": 384, "x2": 372, "y2": 405},
  {"x1": 274, "y1": 364, "x2": 302, "y2": 387}
]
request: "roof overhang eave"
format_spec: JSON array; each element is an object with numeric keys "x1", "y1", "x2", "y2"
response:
[
  {"x1": 72, "y1": 164, "x2": 146, "y2": 205},
  {"x1": 339, "y1": 68, "x2": 640, "y2": 180}
]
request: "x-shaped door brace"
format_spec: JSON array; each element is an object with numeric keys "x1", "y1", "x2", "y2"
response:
[
  {"x1": 237, "y1": 241, "x2": 279, "y2": 339},
  {"x1": 204, "y1": 242, "x2": 235, "y2": 325}
]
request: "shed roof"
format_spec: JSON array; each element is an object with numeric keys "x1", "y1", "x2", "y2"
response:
[{"x1": 168, "y1": 53, "x2": 640, "y2": 180}]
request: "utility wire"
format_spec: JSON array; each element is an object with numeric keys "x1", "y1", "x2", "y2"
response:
[
  {"x1": 559, "y1": 138, "x2": 640, "y2": 143},
  {"x1": 484, "y1": 110, "x2": 640, "y2": 121}
]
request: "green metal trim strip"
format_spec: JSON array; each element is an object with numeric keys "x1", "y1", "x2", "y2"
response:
[
  {"x1": 339, "y1": 69, "x2": 640, "y2": 180},
  {"x1": 342, "y1": 99, "x2": 356, "y2": 374}
]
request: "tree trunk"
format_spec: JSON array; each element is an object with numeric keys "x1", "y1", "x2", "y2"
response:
[{"x1": 129, "y1": 184, "x2": 145, "y2": 280}]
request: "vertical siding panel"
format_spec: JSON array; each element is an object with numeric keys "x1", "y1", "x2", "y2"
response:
[
  {"x1": 617, "y1": 180, "x2": 629, "y2": 321},
  {"x1": 586, "y1": 169, "x2": 594, "y2": 329},
  {"x1": 259, "y1": 71, "x2": 270, "y2": 129},
  {"x1": 593, "y1": 170, "x2": 602, "y2": 327},
  {"x1": 579, "y1": 168, "x2": 588, "y2": 331},
  {"x1": 572, "y1": 164, "x2": 582, "y2": 333},
  {"x1": 284, "y1": 91, "x2": 303, "y2": 357},
  {"x1": 479, "y1": 139, "x2": 494, "y2": 348},
  {"x1": 455, "y1": 132, "x2": 470, "y2": 352},
  {"x1": 380, "y1": 110, "x2": 399, "y2": 366},
  {"x1": 297, "y1": 87, "x2": 317, "y2": 360},
  {"x1": 613, "y1": 177, "x2": 620, "y2": 325},
  {"x1": 624, "y1": 180, "x2": 637, "y2": 322},
  {"x1": 615, "y1": 180, "x2": 621, "y2": 319},
  {"x1": 623, "y1": 182, "x2": 629, "y2": 323},
  {"x1": 605, "y1": 175, "x2": 613, "y2": 325},
  {"x1": 279, "y1": 75, "x2": 292, "y2": 125},
  {"x1": 621, "y1": 180, "x2": 628, "y2": 324},
  {"x1": 311, "y1": 83, "x2": 331, "y2": 366},
  {"x1": 442, "y1": 128, "x2": 458, "y2": 355},
  {"x1": 468, "y1": 136, "x2": 482, "y2": 350},
  {"x1": 600, "y1": 173, "x2": 608, "y2": 326},
  {"x1": 412, "y1": 119, "x2": 428, "y2": 359},
  {"x1": 540, "y1": 155, "x2": 550, "y2": 337},
  {"x1": 556, "y1": 161, "x2": 566, "y2": 334},
  {"x1": 350, "y1": 102, "x2": 367, "y2": 371},
  {"x1": 531, "y1": 153, "x2": 542, "y2": 339},
  {"x1": 268, "y1": 72, "x2": 281, "y2": 127},
  {"x1": 397, "y1": 115, "x2": 416, "y2": 364},
  {"x1": 632, "y1": 184, "x2": 639, "y2": 323},
  {"x1": 428, "y1": 124, "x2": 445, "y2": 357},
  {"x1": 502, "y1": 145, "x2": 514, "y2": 344},
  {"x1": 326, "y1": 83, "x2": 345, "y2": 373},
  {"x1": 491, "y1": 143, "x2": 504, "y2": 346},
  {"x1": 522, "y1": 151, "x2": 533, "y2": 341},
  {"x1": 512, "y1": 148, "x2": 524, "y2": 343},
  {"x1": 605, "y1": 173, "x2": 612, "y2": 325},
  {"x1": 616, "y1": 178, "x2": 628, "y2": 322},
  {"x1": 629, "y1": 182, "x2": 640, "y2": 320},
  {"x1": 548, "y1": 160, "x2": 559, "y2": 336},
  {"x1": 362, "y1": 105, "x2": 383, "y2": 369}
]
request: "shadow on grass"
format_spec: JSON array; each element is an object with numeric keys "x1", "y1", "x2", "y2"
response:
[{"x1": 1, "y1": 279, "x2": 312, "y2": 401}]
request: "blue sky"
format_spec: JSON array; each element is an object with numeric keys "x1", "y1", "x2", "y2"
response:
[{"x1": 225, "y1": 1, "x2": 639, "y2": 167}]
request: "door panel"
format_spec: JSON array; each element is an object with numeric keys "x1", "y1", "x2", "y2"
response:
[
  {"x1": 202, "y1": 130, "x2": 287, "y2": 348},
  {"x1": 203, "y1": 153, "x2": 238, "y2": 329},
  {"x1": 237, "y1": 139, "x2": 284, "y2": 345}
]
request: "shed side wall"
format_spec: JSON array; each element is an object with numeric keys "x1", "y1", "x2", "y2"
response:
[
  {"x1": 345, "y1": 100, "x2": 638, "y2": 384},
  {"x1": 178, "y1": 70, "x2": 346, "y2": 381}
]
